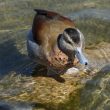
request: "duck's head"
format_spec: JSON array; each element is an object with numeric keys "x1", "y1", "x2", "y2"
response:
[{"x1": 57, "y1": 28, "x2": 88, "y2": 65}]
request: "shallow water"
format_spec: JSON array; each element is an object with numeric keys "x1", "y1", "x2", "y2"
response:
[
  {"x1": 0, "y1": 30, "x2": 36, "y2": 77},
  {"x1": 0, "y1": 8, "x2": 110, "y2": 110},
  {"x1": 0, "y1": 101, "x2": 33, "y2": 110},
  {"x1": 68, "y1": 8, "x2": 110, "y2": 21}
]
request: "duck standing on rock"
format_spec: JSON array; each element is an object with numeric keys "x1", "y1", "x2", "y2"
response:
[{"x1": 27, "y1": 9, "x2": 88, "y2": 75}]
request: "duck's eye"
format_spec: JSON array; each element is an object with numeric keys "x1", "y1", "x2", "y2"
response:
[{"x1": 67, "y1": 40, "x2": 72, "y2": 45}]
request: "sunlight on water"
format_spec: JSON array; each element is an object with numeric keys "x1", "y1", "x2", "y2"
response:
[{"x1": 0, "y1": 1, "x2": 110, "y2": 109}]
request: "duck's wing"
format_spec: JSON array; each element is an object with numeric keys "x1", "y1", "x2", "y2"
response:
[
  {"x1": 32, "y1": 9, "x2": 76, "y2": 59},
  {"x1": 34, "y1": 9, "x2": 58, "y2": 19},
  {"x1": 33, "y1": 9, "x2": 75, "y2": 45},
  {"x1": 34, "y1": 9, "x2": 75, "y2": 25}
]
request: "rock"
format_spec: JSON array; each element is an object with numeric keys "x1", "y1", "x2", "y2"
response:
[{"x1": 65, "y1": 67, "x2": 79, "y2": 74}]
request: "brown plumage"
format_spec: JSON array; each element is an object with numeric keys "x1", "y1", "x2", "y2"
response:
[
  {"x1": 27, "y1": 9, "x2": 88, "y2": 75},
  {"x1": 32, "y1": 9, "x2": 78, "y2": 70},
  {"x1": 32, "y1": 9, "x2": 75, "y2": 46}
]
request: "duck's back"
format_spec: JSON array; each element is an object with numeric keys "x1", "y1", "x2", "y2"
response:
[{"x1": 32, "y1": 9, "x2": 75, "y2": 52}]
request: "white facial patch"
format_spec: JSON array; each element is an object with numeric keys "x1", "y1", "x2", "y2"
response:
[
  {"x1": 63, "y1": 31, "x2": 73, "y2": 44},
  {"x1": 76, "y1": 28, "x2": 85, "y2": 48}
]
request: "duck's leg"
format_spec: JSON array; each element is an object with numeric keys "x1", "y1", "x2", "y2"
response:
[{"x1": 47, "y1": 67, "x2": 58, "y2": 76}]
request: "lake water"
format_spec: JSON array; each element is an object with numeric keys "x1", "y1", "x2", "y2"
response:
[{"x1": 0, "y1": 8, "x2": 110, "y2": 110}]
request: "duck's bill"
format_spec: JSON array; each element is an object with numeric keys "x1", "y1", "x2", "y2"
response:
[{"x1": 75, "y1": 48, "x2": 88, "y2": 65}]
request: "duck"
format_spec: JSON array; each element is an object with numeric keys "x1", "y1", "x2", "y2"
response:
[{"x1": 27, "y1": 9, "x2": 88, "y2": 75}]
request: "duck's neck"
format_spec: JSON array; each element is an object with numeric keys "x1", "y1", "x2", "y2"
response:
[{"x1": 57, "y1": 34, "x2": 73, "y2": 57}]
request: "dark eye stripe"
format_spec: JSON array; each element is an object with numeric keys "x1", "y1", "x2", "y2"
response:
[
  {"x1": 66, "y1": 40, "x2": 72, "y2": 45},
  {"x1": 63, "y1": 35, "x2": 72, "y2": 45}
]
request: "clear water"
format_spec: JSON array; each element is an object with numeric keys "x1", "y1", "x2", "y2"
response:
[{"x1": 0, "y1": 8, "x2": 110, "y2": 110}]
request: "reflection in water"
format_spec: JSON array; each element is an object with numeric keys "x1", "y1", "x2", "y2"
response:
[
  {"x1": 0, "y1": 36, "x2": 35, "y2": 78},
  {"x1": 0, "y1": 102, "x2": 33, "y2": 110},
  {"x1": 0, "y1": 39, "x2": 24, "y2": 74}
]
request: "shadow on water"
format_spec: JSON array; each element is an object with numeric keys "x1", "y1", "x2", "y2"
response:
[
  {"x1": 0, "y1": 101, "x2": 49, "y2": 110},
  {"x1": 0, "y1": 38, "x2": 65, "y2": 82},
  {"x1": 80, "y1": 64, "x2": 110, "y2": 109},
  {"x1": 32, "y1": 65, "x2": 65, "y2": 83},
  {"x1": 0, "y1": 39, "x2": 35, "y2": 78}
]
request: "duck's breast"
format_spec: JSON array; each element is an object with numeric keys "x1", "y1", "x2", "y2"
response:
[{"x1": 27, "y1": 29, "x2": 44, "y2": 60}]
